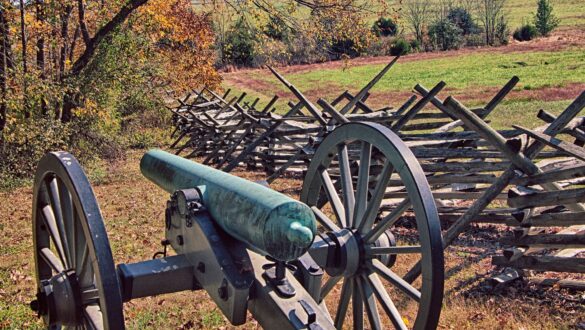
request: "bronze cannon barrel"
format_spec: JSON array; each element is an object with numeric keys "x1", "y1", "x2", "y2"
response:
[{"x1": 140, "y1": 149, "x2": 316, "y2": 261}]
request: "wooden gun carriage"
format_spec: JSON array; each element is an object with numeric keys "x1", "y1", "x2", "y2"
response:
[{"x1": 29, "y1": 122, "x2": 445, "y2": 329}]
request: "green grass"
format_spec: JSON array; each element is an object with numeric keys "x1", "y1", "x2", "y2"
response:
[
  {"x1": 505, "y1": 0, "x2": 585, "y2": 28},
  {"x1": 245, "y1": 48, "x2": 584, "y2": 95},
  {"x1": 486, "y1": 98, "x2": 574, "y2": 129}
]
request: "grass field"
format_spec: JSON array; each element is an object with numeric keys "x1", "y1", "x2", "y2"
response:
[
  {"x1": 226, "y1": 47, "x2": 585, "y2": 102},
  {"x1": 505, "y1": 0, "x2": 585, "y2": 28},
  {"x1": 2, "y1": 150, "x2": 583, "y2": 329}
]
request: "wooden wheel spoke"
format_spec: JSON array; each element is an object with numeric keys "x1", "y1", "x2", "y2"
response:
[
  {"x1": 320, "y1": 276, "x2": 342, "y2": 301},
  {"x1": 47, "y1": 178, "x2": 72, "y2": 267},
  {"x1": 366, "y1": 245, "x2": 422, "y2": 256},
  {"x1": 358, "y1": 160, "x2": 394, "y2": 234},
  {"x1": 338, "y1": 144, "x2": 355, "y2": 224},
  {"x1": 83, "y1": 304, "x2": 103, "y2": 330},
  {"x1": 356, "y1": 276, "x2": 382, "y2": 330},
  {"x1": 57, "y1": 178, "x2": 75, "y2": 267},
  {"x1": 311, "y1": 206, "x2": 341, "y2": 232},
  {"x1": 352, "y1": 277, "x2": 364, "y2": 330},
  {"x1": 365, "y1": 270, "x2": 408, "y2": 330},
  {"x1": 371, "y1": 259, "x2": 421, "y2": 302},
  {"x1": 40, "y1": 205, "x2": 68, "y2": 268},
  {"x1": 40, "y1": 247, "x2": 64, "y2": 273},
  {"x1": 353, "y1": 141, "x2": 371, "y2": 228},
  {"x1": 364, "y1": 198, "x2": 411, "y2": 243},
  {"x1": 334, "y1": 278, "x2": 353, "y2": 329},
  {"x1": 78, "y1": 245, "x2": 94, "y2": 288},
  {"x1": 319, "y1": 167, "x2": 347, "y2": 227}
]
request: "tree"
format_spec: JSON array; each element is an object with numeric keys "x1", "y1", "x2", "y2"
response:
[
  {"x1": 404, "y1": 0, "x2": 431, "y2": 46},
  {"x1": 447, "y1": 7, "x2": 480, "y2": 35},
  {"x1": 223, "y1": 17, "x2": 258, "y2": 66},
  {"x1": 477, "y1": 0, "x2": 507, "y2": 46},
  {"x1": 0, "y1": 2, "x2": 12, "y2": 145},
  {"x1": 372, "y1": 17, "x2": 398, "y2": 37},
  {"x1": 534, "y1": 0, "x2": 559, "y2": 36},
  {"x1": 428, "y1": 18, "x2": 464, "y2": 50},
  {"x1": 60, "y1": 0, "x2": 149, "y2": 122}
]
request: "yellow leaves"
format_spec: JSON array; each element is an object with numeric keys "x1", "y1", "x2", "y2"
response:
[
  {"x1": 133, "y1": 0, "x2": 219, "y2": 92},
  {"x1": 72, "y1": 98, "x2": 99, "y2": 118}
]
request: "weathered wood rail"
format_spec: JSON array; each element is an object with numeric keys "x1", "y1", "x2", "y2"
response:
[{"x1": 167, "y1": 57, "x2": 585, "y2": 289}]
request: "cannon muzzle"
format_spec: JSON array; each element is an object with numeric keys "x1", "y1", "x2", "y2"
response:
[{"x1": 140, "y1": 149, "x2": 316, "y2": 261}]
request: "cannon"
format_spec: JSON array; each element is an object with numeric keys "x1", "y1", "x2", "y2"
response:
[{"x1": 30, "y1": 122, "x2": 444, "y2": 329}]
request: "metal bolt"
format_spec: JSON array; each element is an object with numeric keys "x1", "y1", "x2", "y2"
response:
[
  {"x1": 197, "y1": 262, "x2": 205, "y2": 273},
  {"x1": 218, "y1": 280, "x2": 228, "y2": 301}
]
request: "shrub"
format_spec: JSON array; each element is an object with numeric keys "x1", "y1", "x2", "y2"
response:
[
  {"x1": 465, "y1": 33, "x2": 485, "y2": 47},
  {"x1": 513, "y1": 24, "x2": 538, "y2": 41},
  {"x1": 447, "y1": 7, "x2": 480, "y2": 35},
  {"x1": 223, "y1": 18, "x2": 258, "y2": 66},
  {"x1": 372, "y1": 17, "x2": 398, "y2": 37},
  {"x1": 534, "y1": 0, "x2": 559, "y2": 36},
  {"x1": 390, "y1": 38, "x2": 411, "y2": 56},
  {"x1": 409, "y1": 39, "x2": 421, "y2": 52},
  {"x1": 365, "y1": 37, "x2": 393, "y2": 56},
  {"x1": 495, "y1": 16, "x2": 510, "y2": 45},
  {"x1": 0, "y1": 118, "x2": 71, "y2": 178},
  {"x1": 264, "y1": 16, "x2": 291, "y2": 41},
  {"x1": 428, "y1": 19, "x2": 464, "y2": 51},
  {"x1": 329, "y1": 38, "x2": 361, "y2": 59},
  {"x1": 287, "y1": 33, "x2": 328, "y2": 64}
]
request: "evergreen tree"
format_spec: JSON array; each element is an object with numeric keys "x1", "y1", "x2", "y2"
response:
[{"x1": 534, "y1": 0, "x2": 559, "y2": 36}]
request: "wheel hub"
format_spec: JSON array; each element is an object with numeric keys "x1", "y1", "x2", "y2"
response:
[
  {"x1": 326, "y1": 228, "x2": 362, "y2": 277},
  {"x1": 323, "y1": 228, "x2": 397, "y2": 277},
  {"x1": 34, "y1": 269, "x2": 82, "y2": 326}
]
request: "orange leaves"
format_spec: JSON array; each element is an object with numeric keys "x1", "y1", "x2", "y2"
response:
[{"x1": 137, "y1": 0, "x2": 220, "y2": 93}]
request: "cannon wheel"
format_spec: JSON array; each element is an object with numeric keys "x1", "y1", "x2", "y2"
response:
[
  {"x1": 32, "y1": 152, "x2": 124, "y2": 329},
  {"x1": 301, "y1": 122, "x2": 444, "y2": 329}
]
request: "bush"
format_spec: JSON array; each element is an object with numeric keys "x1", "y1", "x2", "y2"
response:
[
  {"x1": 365, "y1": 37, "x2": 393, "y2": 56},
  {"x1": 465, "y1": 33, "x2": 485, "y2": 47},
  {"x1": 447, "y1": 7, "x2": 480, "y2": 35},
  {"x1": 223, "y1": 18, "x2": 258, "y2": 66},
  {"x1": 329, "y1": 38, "x2": 361, "y2": 59},
  {"x1": 534, "y1": 0, "x2": 559, "y2": 36},
  {"x1": 287, "y1": 33, "x2": 328, "y2": 64},
  {"x1": 428, "y1": 19, "x2": 464, "y2": 51},
  {"x1": 372, "y1": 17, "x2": 398, "y2": 37},
  {"x1": 389, "y1": 38, "x2": 411, "y2": 56},
  {"x1": 264, "y1": 16, "x2": 291, "y2": 41},
  {"x1": 409, "y1": 39, "x2": 421, "y2": 52},
  {"x1": 0, "y1": 118, "x2": 71, "y2": 179},
  {"x1": 513, "y1": 24, "x2": 538, "y2": 41},
  {"x1": 495, "y1": 16, "x2": 510, "y2": 45}
]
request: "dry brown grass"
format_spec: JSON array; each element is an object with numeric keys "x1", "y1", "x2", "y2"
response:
[{"x1": 1, "y1": 150, "x2": 583, "y2": 329}]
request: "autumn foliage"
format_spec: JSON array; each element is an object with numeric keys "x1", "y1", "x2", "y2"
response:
[{"x1": 0, "y1": 0, "x2": 219, "y2": 183}]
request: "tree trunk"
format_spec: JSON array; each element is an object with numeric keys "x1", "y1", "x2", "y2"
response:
[
  {"x1": 60, "y1": 0, "x2": 149, "y2": 123},
  {"x1": 19, "y1": 0, "x2": 29, "y2": 118},
  {"x1": 0, "y1": 6, "x2": 10, "y2": 145},
  {"x1": 36, "y1": 0, "x2": 46, "y2": 114},
  {"x1": 58, "y1": 5, "x2": 72, "y2": 81}
]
